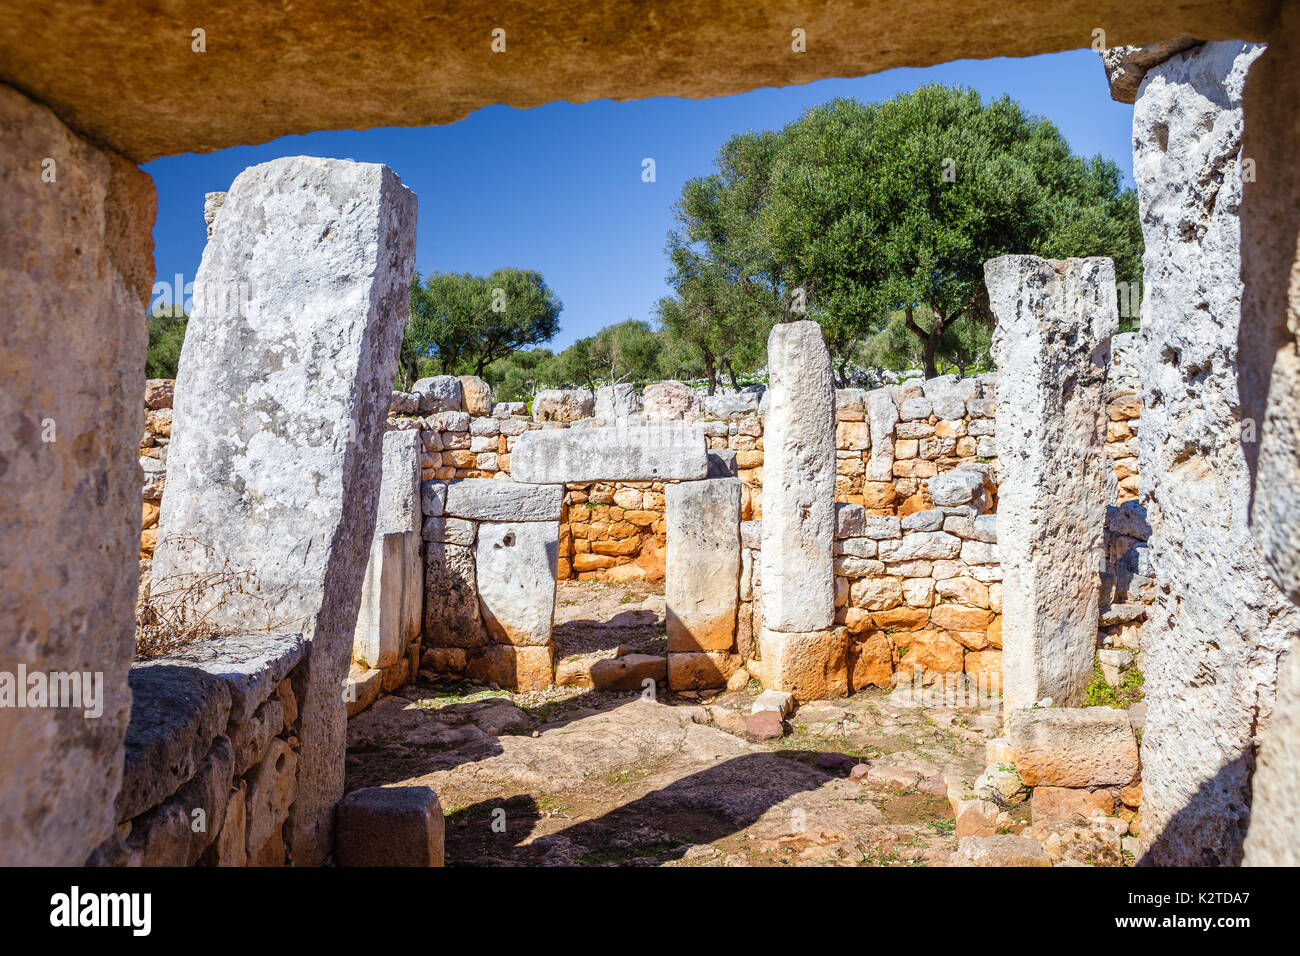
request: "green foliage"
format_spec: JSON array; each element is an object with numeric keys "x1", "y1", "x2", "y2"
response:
[
  {"x1": 662, "y1": 87, "x2": 1143, "y2": 382},
  {"x1": 402, "y1": 268, "x2": 562, "y2": 388},
  {"x1": 1085, "y1": 657, "x2": 1145, "y2": 709},
  {"x1": 145, "y1": 308, "x2": 188, "y2": 379},
  {"x1": 481, "y1": 347, "x2": 555, "y2": 403}
]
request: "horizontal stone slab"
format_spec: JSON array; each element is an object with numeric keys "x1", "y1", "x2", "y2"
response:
[
  {"x1": 1006, "y1": 706, "x2": 1140, "y2": 788},
  {"x1": 510, "y1": 423, "x2": 708, "y2": 483},
  {"x1": 133, "y1": 631, "x2": 306, "y2": 724},
  {"x1": 443, "y1": 478, "x2": 563, "y2": 521}
]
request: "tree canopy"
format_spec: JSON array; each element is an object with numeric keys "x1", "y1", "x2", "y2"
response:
[
  {"x1": 660, "y1": 85, "x2": 1143, "y2": 381},
  {"x1": 145, "y1": 308, "x2": 188, "y2": 379},
  {"x1": 401, "y1": 268, "x2": 562, "y2": 387}
]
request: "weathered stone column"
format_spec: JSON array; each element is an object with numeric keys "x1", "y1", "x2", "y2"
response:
[
  {"x1": 986, "y1": 255, "x2": 1115, "y2": 713},
  {"x1": 758, "y1": 320, "x2": 845, "y2": 698},
  {"x1": 353, "y1": 429, "x2": 423, "y2": 672},
  {"x1": 1120, "y1": 41, "x2": 1300, "y2": 866},
  {"x1": 0, "y1": 84, "x2": 155, "y2": 866},
  {"x1": 1240, "y1": 3, "x2": 1300, "y2": 870},
  {"x1": 152, "y1": 156, "x2": 416, "y2": 866},
  {"x1": 666, "y1": 477, "x2": 742, "y2": 689}
]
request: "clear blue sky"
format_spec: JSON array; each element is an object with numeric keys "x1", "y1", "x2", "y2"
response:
[{"x1": 144, "y1": 49, "x2": 1133, "y2": 351}]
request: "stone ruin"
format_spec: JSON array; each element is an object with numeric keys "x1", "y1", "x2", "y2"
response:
[{"x1": 4, "y1": 13, "x2": 1300, "y2": 871}]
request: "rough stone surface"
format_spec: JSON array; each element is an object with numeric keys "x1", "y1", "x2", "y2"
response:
[
  {"x1": 0, "y1": 84, "x2": 154, "y2": 866},
  {"x1": 457, "y1": 375, "x2": 492, "y2": 415},
  {"x1": 1131, "y1": 41, "x2": 1300, "y2": 866},
  {"x1": 987, "y1": 254, "x2": 1115, "y2": 710},
  {"x1": 354, "y1": 429, "x2": 423, "y2": 669},
  {"x1": 151, "y1": 156, "x2": 417, "y2": 865},
  {"x1": 425, "y1": 542, "x2": 485, "y2": 648},
  {"x1": 1245, "y1": 644, "x2": 1300, "y2": 865},
  {"x1": 444, "y1": 478, "x2": 563, "y2": 522},
  {"x1": 475, "y1": 521, "x2": 559, "y2": 647},
  {"x1": 1100, "y1": 36, "x2": 1202, "y2": 103},
  {"x1": 336, "y1": 785, "x2": 445, "y2": 867},
  {"x1": 666, "y1": 479, "x2": 741, "y2": 653},
  {"x1": 951, "y1": 834, "x2": 1050, "y2": 867},
  {"x1": 412, "y1": 375, "x2": 462, "y2": 414},
  {"x1": 532, "y1": 388, "x2": 595, "y2": 422},
  {"x1": 866, "y1": 388, "x2": 899, "y2": 482},
  {"x1": 511, "y1": 423, "x2": 707, "y2": 483},
  {"x1": 761, "y1": 321, "x2": 836, "y2": 632},
  {"x1": 1006, "y1": 707, "x2": 1140, "y2": 788},
  {"x1": 642, "y1": 380, "x2": 698, "y2": 420},
  {"x1": 118, "y1": 664, "x2": 232, "y2": 822},
  {"x1": 757, "y1": 626, "x2": 849, "y2": 701},
  {"x1": 595, "y1": 383, "x2": 641, "y2": 421}
]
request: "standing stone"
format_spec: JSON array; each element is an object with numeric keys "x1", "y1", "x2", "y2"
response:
[
  {"x1": 203, "y1": 191, "x2": 227, "y2": 238},
  {"x1": 595, "y1": 382, "x2": 641, "y2": 421},
  {"x1": 666, "y1": 479, "x2": 741, "y2": 654},
  {"x1": 475, "y1": 521, "x2": 559, "y2": 647},
  {"x1": 0, "y1": 85, "x2": 155, "y2": 866},
  {"x1": 986, "y1": 255, "x2": 1115, "y2": 712},
  {"x1": 335, "y1": 786, "x2": 445, "y2": 867},
  {"x1": 424, "y1": 542, "x2": 485, "y2": 648},
  {"x1": 1245, "y1": 645, "x2": 1300, "y2": 865},
  {"x1": 353, "y1": 429, "x2": 423, "y2": 669},
  {"x1": 761, "y1": 320, "x2": 836, "y2": 632},
  {"x1": 1126, "y1": 42, "x2": 1300, "y2": 866},
  {"x1": 152, "y1": 156, "x2": 417, "y2": 866},
  {"x1": 866, "y1": 388, "x2": 899, "y2": 482}
]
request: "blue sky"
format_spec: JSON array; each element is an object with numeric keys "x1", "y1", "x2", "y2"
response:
[{"x1": 144, "y1": 49, "x2": 1134, "y2": 351}]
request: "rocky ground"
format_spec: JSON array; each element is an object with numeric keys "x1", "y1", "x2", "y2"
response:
[{"x1": 345, "y1": 581, "x2": 1003, "y2": 866}]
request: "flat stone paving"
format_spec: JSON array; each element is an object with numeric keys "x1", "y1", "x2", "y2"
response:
[{"x1": 344, "y1": 581, "x2": 999, "y2": 866}]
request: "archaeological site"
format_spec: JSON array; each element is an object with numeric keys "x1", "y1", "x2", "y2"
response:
[{"x1": 1, "y1": 0, "x2": 1298, "y2": 919}]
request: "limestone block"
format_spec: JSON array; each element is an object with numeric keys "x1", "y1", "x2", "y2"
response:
[
  {"x1": 458, "y1": 375, "x2": 492, "y2": 415},
  {"x1": 594, "y1": 382, "x2": 641, "y2": 421},
  {"x1": 466, "y1": 644, "x2": 553, "y2": 691},
  {"x1": 866, "y1": 389, "x2": 899, "y2": 481},
  {"x1": 757, "y1": 626, "x2": 849, "y2": 700},
  {"x1": 951, "y1": 834, "x2": 1051, "y2": 867},
  {"x1": 336, "y1": 786, "x2": 445, "y2": 867},
  {"x1": 1131, "y1": 41, "x2": 1300, "y2": 866},
  {"x1": 424, "y1": 542, "x2": 486, "y2": 648},
  {"x1": 476, "y1": 521, "x2": 558, "y2": 647},
  {"x1": 354, "y1": 531, "x2": 420, "y2": 669},
  {"x1": 928, "y1": 470, "x2": 985, "y2": 507},
  {"x1": 643, "y1": 380, "x2": 698, "y2": 420},
  {"x1": 834, "y1": 502, "x2": 866, "y2": 538},
  {"x1": 667, "y1": 650, "x2": 742, "y2": 690},
  {"x1": 412, "y1": 375, "x2": 463, "y2": 414},
  {"x1": 421, "y1": 515, "x2": 476, "y2": 545},
  {"x1": 699, "y1": 391, "x2": 760, "y2": 419},
  {"x1": 1006, "y1": 707, "x2": 1140, "y2": 788},
  {"x1": 149, "y1": 156, "x2": 415, "y2": 866},
  {"x1": 902, "y1": 509, "x2": 944, "y2": 532},
  {"x1": 761, "y1": 321, "x2": 836, "y2": 631},
  {"x1": 878, "y1": 531, "x2": 961, "y2": 562},
  {"x1": 118, "y1": 664, "x2": 232, "y2": 822},
  {"x1": 229, "y1": 696, "x2": 285, "y2": 774},
  {"x1": 202, "y1": 781, "x2": 247, "y2": 867},
  {"x1": 533, "y1": 388, "x2": 595, "y2": 422},
  {"x1": 444, "y1": 477, "x2": 563, "y2": 521},
  {"x1": 511, "y1": 423, "x2": 707, "y2": 483},
  {"x1": 1245, "y1": 643, "x2": 1300, "y2": 865},
  {"x1": 421, "y1": 479, "x2": 447, "y2": 517},
  {"x1": 987, "y1": 254, "x2": 1115, "y2": 712},
  {"x1": 0, "y1": 86, "x2": 155, "y2": 865},
  {"x1": 1100, "y1": 36, "x2": 1201, "y2": 103},
  {"x1": 666, "y1": 479, "x2": 741, "y2": 652},
  {"x1": 245, "y1": 738, "x2": 298, "y2": 859}
]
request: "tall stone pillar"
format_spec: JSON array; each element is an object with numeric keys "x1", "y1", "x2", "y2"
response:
[
  {"x1": 1240, "y1": 1, "x2": 1300, "y2": 870},
  {"x1": 666, "y1": 477, "x2": 742, "y2": 690},
  {"x1": 353, "y1": 429, "x2": 423, "y2": 671},
  {"x1": 152, "y1": 156, "x2": 417, "y2": 866},
  {"x1": 986, "y1": 255, "x2": 1115, "y2": 713},
  {"x1": 758, "y1": 320, "x2": 845, "y2": 699},
  {"x1": 0, "y1": 84, "x2": 155, "y2": 866},
  {"x1": 1119, "y1": 41, "x2": 1300, "y2": 866}
]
